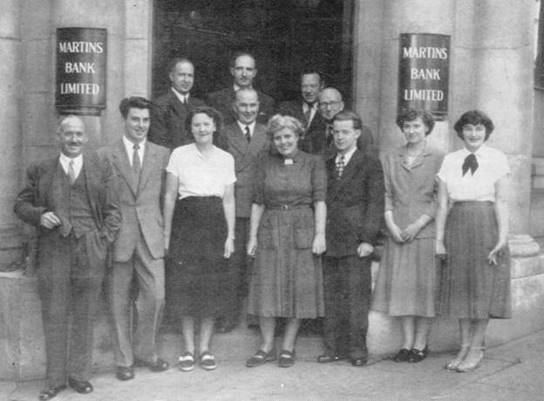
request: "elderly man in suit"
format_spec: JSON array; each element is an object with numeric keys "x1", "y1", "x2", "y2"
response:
[
  {"x1": 148, "y1": 57, "x2": 206, "y2": 149},
  {"x1": 277, "y1": 69, "x2": 326, "y2": 153},
  {"x1": 99, "y1": 97, "x2": 170, "y2": 381},
  {"x1": 207, "y1": 52, "x2": 274, "y2": 126},
  {"x1": 317, "y1": 110, "x2": 384, "y2": 367},
  {"x1": 14, "y1": 115, "x2": 121, "y2": 400},
  {"x1": 217, "y1": 88, "x2": 269, "y2": 333},
  {"x1": 314, "y1": 87, "x2": 374, "y2": 158}
]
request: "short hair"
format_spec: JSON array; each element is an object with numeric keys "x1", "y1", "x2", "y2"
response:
[
  {"x1": 167, "y1": 57, "x2": 194, "y2": 74},
  {"x1": 119, "y1": 97, "x2": 152, "y2": 119},
  {"x1": 267, "y1": 114, "x2": 305, "y2": 139},
  {"x1": 332, "y1": 110, "x2": 363, "y2": 130},
  {"x1": 396, "y1": 108, "x2": 435, "y2": 135},
  {"x1": 185, "y1": 106, "x2": 223, "y2": 133},
  {"x1": 229, "y1": 51, "x2": 256, "y2": 69},
  {"x1": 453, "y1": 110, "x2": 494, "y2": 140},
  {"x1": 57, "y1": 114, "x2": 84, "y2": 134},
  {"x1": 233, "y1": 87, "x2": 259, "y2": 104},
  {"x1": 300, "y1": 69, "x2": 324, "y2": 85}
]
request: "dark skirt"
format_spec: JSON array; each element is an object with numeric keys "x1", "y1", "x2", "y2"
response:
[
  {"x1": 438, "y1": 201, "x2": 511, "y2": 319},
  {"x1": 165, "y1": 196, "x2": 236, "y2": 318}
]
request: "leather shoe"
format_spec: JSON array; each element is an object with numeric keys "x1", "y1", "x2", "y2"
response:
[
  {"x1": 38, "y1": 385, "x2": 66, "y2": 401},
  {"x1": 115, "y1": 366, "x2": 134, "y2": 381},
  {"x1": 134, "y1": 357, "x2": 169, "y2": 372},
  {"x1": 68, "y1": 377, "x2": 93, "y2": 394},
  {"x1": 350, "y1": 356, "x2": 368, "y2": 367},
  {"x1": 317, "y1": 353, "x2": 347, "y2": 363}
]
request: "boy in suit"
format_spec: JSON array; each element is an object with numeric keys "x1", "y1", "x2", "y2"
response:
[{"x1": 317, "y1": 110, "x2": 384, "y2": 366}]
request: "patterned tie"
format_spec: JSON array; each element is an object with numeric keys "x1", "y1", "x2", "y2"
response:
[
  {"x1": 68, "y1": 160, "x2": 76, "y2": 185},
  {"x1": 462, "y1": 153, "x2": 478, "y2": 176},
  {"x1": 133, "y1": 143, "x2": 141, "y2": 176},
  {"x1": 245, "y1": 125, "x2": 251, "y2": 143},
  {"x1": 336, "y1": 155, "x2": 345, "y2": 179}
]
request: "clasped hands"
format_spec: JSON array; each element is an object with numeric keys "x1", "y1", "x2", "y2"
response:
[{"x1": 389, "y1": 221, "x2": 422, "y2": 243}]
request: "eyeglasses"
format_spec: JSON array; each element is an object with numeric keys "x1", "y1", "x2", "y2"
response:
[{"x1": 319, "y1": 101, "x2": 341, "y2": 108}]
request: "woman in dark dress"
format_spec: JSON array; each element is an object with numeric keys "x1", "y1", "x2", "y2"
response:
[
  {"x1": 163, "y1": 106, "x2": 236, "y2": 372},
  {"x1": 435, "y1": 110, "x2": 511, "y2": 372},
  {"x1": 246, "y1": 114, "x2": 327, "y2": 368}
]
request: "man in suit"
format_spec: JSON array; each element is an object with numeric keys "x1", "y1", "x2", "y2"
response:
[
  {"x1": 315, "y1": 87, "x2": 374, "y2": 158},
  {"x1": 277, "y1": 69, "x2": 326, "y2": 153},
  {"x1": 217, "y1": 88, "x2": 269, "y2": 333},
  {"x1": 99, "y1": 97, "x2": 170, "y2": 381},
  {"x1": 148, "y1": 57, "x2": 206, "y2": 149},
  {"x1": 207, "y1": 52, "x2": 275, "y2": 126},
  {"x1": 317, "y1": 110, "x2": 384, "y2": 367},
  {"x1": 14, "y1": 115, "x2": 121, "y2": 400}
]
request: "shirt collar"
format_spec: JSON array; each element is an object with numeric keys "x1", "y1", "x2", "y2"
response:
[
  {"x1": 461, "y1": 144, "x2": 489, "y2": 158},
  {"x1": 233, "y1": 84, "x2": 253, "y2": 92},
  {"x1": 59, "y1": 152, "x2": 83, "y2": 170},
  {"x1": 237, "y1": 120, "x2": 256, "y2": 135},
  {"x1": 122, "y1": 135, "x2": 146, "y2": 151},
  {"x1": 171, "y1": 87, "x2": 189, "y2": 103},
  {"x1": 336, "y1": 145, "x2": 357, "y2": 165}
]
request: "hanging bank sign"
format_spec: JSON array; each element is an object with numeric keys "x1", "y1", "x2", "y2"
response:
[
  {"x1": 55, "y1": 28, "x2": 107, "y2": 115},
  {"x1": 398, "y1": 33, "x2": 450, "y2": 118}
]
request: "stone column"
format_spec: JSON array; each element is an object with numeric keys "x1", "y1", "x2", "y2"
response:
[{"x1": 0, "y1": 0, "x2": 25, "y2": 269}]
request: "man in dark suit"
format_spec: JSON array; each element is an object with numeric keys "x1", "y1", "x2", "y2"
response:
[
  {"x1": 99, "y1": 97, "x2": 170, "y2": 381},
  {"x1": 317, "y1": 110, "x2": 384, "y2": 367},
  {"x1": 148, "y1": 57, "x2": 206, "y2": 149},
  {"x1": 14, "y1": 116, "x2": 121, "y2": 400},
  {"x1": 314, "y1": 87, "x2": 374, "y2": 158},
  {"x1": 277, "y1": 69, "x2": 326, "y2": 153},
  {"x1": 217, "y1": 88, "x2": 269, "y2": 333},
  {"x1": 206, "y1": 52, "x2": 275, "y2": 126}
]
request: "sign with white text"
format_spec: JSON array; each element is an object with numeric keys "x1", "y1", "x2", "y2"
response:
[
  {"x1": 56, "y1": 28, "x2": 107, "y2": 115},
  {"x1": 398, "y1": 33, "x2": 450, "y2": 118}
]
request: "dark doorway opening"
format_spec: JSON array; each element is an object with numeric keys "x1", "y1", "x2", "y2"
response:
[{"x1": 152, "y1": 0, "x2": 354, "y2": 104}]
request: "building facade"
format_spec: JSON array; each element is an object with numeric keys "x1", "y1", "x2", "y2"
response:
[{"x1": 1, "y1": 0, "x2": 544, "y2": 379}]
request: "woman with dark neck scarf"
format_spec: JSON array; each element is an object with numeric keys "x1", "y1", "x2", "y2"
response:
[{"x1": 435, "y1": 110, "x2": 511, "y2": 373}]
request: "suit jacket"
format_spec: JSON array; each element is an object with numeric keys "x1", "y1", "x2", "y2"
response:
[
  {"x1": 277, "y1": 99, "x2": 327, "y2": 154},
  {"x1": 149, "y1": 90, "x2": 206, "y2": 149},
  {"x1": 316, "y1": 121, "x2": 375, "y2": 159},
  {"x1": 206, "y1": 87, "x2": 275, "y2": 126},
  {"x1": 325, "y1": 149, "x2": 385, "y2": 257},
  {"x1": 222, "y1": 122, "x2": 269, "y2": 218},
  {"x1": 14, "y1": 152, "x2": 121, "y2": 260},
  {"x1": 98, "y1": 140, "x2": 170, "y2": 262}
]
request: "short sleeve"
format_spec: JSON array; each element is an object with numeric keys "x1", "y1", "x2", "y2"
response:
[
  {"x1": 490, "y1": 151, "x2": 510, "y2": 183},
  {"x1": 311, "y1": 155, "x2": 327, "y2": 202},
  {"x1": 166, "y1": 148, "x2": 182, "y2": 177},
  {"x1": 224, "y1": 153, "x2": 237, "y2": 185},
  {"x1": 436, "y1": 154, "x2": 450, "y2": 183}
]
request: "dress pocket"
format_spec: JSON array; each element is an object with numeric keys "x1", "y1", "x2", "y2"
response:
[{"x1": 294, "y1": 228, "x2": 313, "y2": 249}]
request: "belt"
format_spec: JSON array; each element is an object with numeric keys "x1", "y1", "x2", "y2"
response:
[{"x1": 267, "y1": 204, "x2": 310, "y2": 211}]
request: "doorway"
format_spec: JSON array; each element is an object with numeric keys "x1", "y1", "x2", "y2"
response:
[{"x1": 152, "y1": 0, "x2": 354, "y2": 104}]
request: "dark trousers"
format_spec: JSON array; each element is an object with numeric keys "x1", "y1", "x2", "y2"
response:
[
  {"x1": 323, "y1": 255, "x2": 371, "y2": 359},
  {"x1": 37, "y1": 231, "x2": 106, "y2": 387}
]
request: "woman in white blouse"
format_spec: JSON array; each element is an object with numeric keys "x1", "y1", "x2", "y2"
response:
[
  {"x1": 163, "y1": 106, "x2": 236, "y2": 372},
  {"x1": 435, "y1": 110, "x2": 510, "y2": 373}
]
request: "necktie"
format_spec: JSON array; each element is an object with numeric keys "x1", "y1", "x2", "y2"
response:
[
  {"x1": 326, "y1": 124, "x2": 334, "y2": 145},
  {"x1": 133, "y1": 143, "x2": 141, "y2": 176},
  {"x1": 244, "y1": 125, "x2": 251, "y2": 143},
  {"x1": 336, "y1": 155, "x2": 345, "y2": 179},
  {"x1": 304, "y1": 104, "x2": 312, "y2": 126},
  {"x1": 462, "y1": 153, "x2": 478, "y2": 176},
  {"x1": 68, "y1": 160, "x2": 76, "y2": 184}
]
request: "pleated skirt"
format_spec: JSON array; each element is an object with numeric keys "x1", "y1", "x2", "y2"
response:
[
  {"x1": 372, "y1": 236, "x2": 437, "y2": 317},
  {"x1": 438, "y1": 201, "x2": 511, "y2": 319},
  {"x1": 165, "y1": 196, "x2": 236, "y2": 318}
]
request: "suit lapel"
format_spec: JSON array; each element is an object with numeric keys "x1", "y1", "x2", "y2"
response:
[
  {"x1": 168, "y1": 91, "x2": 187, "y2": 118},
  {"x1": 228, "y1": 124, "x2": 250, "y2": 157},
  {"x1": 112, "y1": 140, "x2": 138, "y2": 197},
  {"x1": 329, "y1": 150, "x2": 363, "y2": 198}
]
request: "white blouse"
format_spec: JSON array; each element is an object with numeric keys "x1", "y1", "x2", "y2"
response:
[
  {"x1": 166, "y1": 143, "x2": 236, "y2": 199},
  {"x1": 437, "y1": 145, "x2": 510, "y2": 202}
]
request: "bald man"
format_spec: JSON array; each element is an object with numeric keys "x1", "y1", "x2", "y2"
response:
[
  {"x1": 314, "y1": 87, "x2": 374, "y2": 158},
  {"x1": 14, "y1": 116, "x2": 121, "y2": 400}
]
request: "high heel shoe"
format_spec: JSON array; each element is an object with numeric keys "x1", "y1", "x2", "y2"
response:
[
  {"x1": 456, "y1": 346, "x2": 484, "y2": 373},
  {"x1": 444, "y1": 344, "x2": 470, "y2": 371}
]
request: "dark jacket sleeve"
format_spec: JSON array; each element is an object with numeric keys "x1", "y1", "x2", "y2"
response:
[
  {"x1": 148, "y1": 100, "x2": 171, "y2": 148},
  {"x1": 14, "y1": 164, "x2": 48, "y2": 227},
  {"x1": 98, "y1": 156, "x2": 122, "y2": 243},
  {"x1": 359, "y1": 155, "x2": 385, "y2": 244}
]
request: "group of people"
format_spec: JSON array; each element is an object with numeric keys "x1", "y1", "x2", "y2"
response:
[{"x1": 13, "y1": 50, "x2": 511, "y2": 401}]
